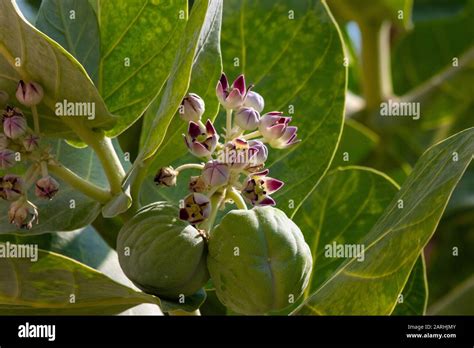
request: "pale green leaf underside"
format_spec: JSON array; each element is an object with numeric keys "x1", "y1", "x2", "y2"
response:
[
  {"x1": 0, "y1": 249, "x2": 159, "y2": 315},
  {"x1": 139, "y1": 0, "x2": 223, "y2": 160},
  {"x1": 36, "y1": 0, "x2": 100, "y2": 83},
  {"x1": 142, "y1": 0, "x2": 223, "y2": 178},
  {"x1": 0, "y1": 139, "x2": 107, "y2": 234},
  {"x1": 98, "y1": 0, "x2": 187, "y2": 137},
  {"x1": 221, "y1": 0, "x2": 346, "y2": 216},
  {"x1": 294, "y1": 127, "x2": 474, "y2": 315},
  {"x1": 0, "y1": 0, "x2": 116, "y2": 139}
]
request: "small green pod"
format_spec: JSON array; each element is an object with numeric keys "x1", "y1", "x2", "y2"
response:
[{"x1": 117, "y1": 202, "x2": 209, "y2": 300}]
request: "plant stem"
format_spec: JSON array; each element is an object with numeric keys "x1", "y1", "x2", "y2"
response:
[
  {"x1": 200, "y1": 190, "x2": 226, "y2": 233},
  {"x1": 227, "y1": 187, "x2": 247, "y2": 210},
  {"x1": 31, "y1": 105, "x2": 40, "y2": 134},
  {"x1": 359, "y1": 22, "x2": 382, "y2": 112},
  {"x1": 225, "y1": 108, "x2": 233, "y2": 140},
  {"x1": 48, "y1": 164, "x2": 112, "y2": 203},
  {"x1": 175, "y1": 163, "x2": 204, "y2": 172},
  {"x1": 242, "y1": 130, "x2": 261, "y2": 140},
  {"x1": 66, "y1": 126, "x2": 125, "y2": 195}
]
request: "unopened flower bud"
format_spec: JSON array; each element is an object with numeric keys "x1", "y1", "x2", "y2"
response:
[
  {"x1": 244, "y1": 91, "x2": 264, "y2": 113},
  {"x1": 2, "y1": 106, "x2": 27, "y2": 139},
  {"x1": 23, "y1": 133, "x2": 40, "y2": 152},
  {"x1": 16, "y1": 80, "x2": 44, "y2": 107},
  {"x1": 259, "y1": 112, "x2": 300, "y2": 149},
  {"x1": 189, "y1": 175, "x2": 206, "y2": 193},
  {"x1": 0, "y1": 149, "x2": 16, "y2": 169},
  {"x1": 154, "y1": 166, "x2": 178, "y2": 187},
  {"x1": 216, "y1": 73, "x2": 248, "y2": 110},
  {"x1": 0, "y1": 133, "x2": 9, "y2": 150},
  {"x1": 35, "y1": 176, "x2": 60, "y2": 200},
  {"x1": 202, "y1": 160, "x2": 229, "y2": 187},
  {"x1": 179, "y1": 193, "x2": 211, "y2": 224},
  {"x1": 0, "y1": 174, "x2": 23, "y2": 201},
  {"x1": 235, "y1": 107, "x2": 261, "y2": 131},
  {"x1": 180, "y1": 93, "x2": 205, "y2": 122},
  {"x1": 8, "y1": 199, "x2": 38, "y2": 230}
]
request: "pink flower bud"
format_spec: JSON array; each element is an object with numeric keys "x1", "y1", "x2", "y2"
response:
[
  {"x1": 202, "y1": 160, "x2": 229, "y2": 187},
  {"x1": 23, "y1": 133, "x2": 40, "y2": 152},
  {"x1": 0, "y1": 149, "x2": 16, "y2": 169},
  {"x1": 247, "y1": 140, "x2": 268, "y2": 169},
  {"x1": 16, "y1": 80, "x2": 44, "y2": 107},
  {"x1": 235, "y1": 107, "x2": 261, "y2": 131},
  {"x1": 35, "y1": 176, "x2": 60, "y2": 200},
  {"x1": 259, "y1": 112, "x2": 300, "y2": 149},
  {"x1": 184, "y1": 120, "x2": 219, "y2": 158},
  {"x1": 8, "y1": 199, "x2": 38, "y2": 230},
  {"x1": 2, "y1": 106, "x2": 27, "y2": 139},
  {"x1": 0, "y1": 174, "x2": 23, "y2": 201},
  {"x1": 180, "y1": 93, "x2": 205, "y2": 122},
  {"x1": 179, "y1": 193, "x2": 211, "y2": 224},
  {"x1": 216, "y1": 73, "x2": 248, "y2": 110},
  {"x1": 241, "y1": 169, "x2": 284, "y2": 206},
  {"x1": 154, "y1": 166, "x2": 178, "y2": 187},
  {"x1": 243, "y1": 91, "x2": 264, "y2": 113}
]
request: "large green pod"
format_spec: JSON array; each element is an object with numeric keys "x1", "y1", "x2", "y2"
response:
[
  {"x1": 207, "y1": 206, "x2": 312, "y2": 315},
  {"x1": 117, "y1": 202, "x2": 209, "y2": 300}
]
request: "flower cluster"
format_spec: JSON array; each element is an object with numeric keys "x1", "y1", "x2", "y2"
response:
[
  {"x1": 155, "y1": 73, "x2": 300, "y2": 227},
  {"x1": 0, "y1": 81, "x2": 60, "y2": 230}
]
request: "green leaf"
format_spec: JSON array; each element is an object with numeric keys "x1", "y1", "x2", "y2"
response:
[
  {"x1": 36, "y1": 0, "x2": 100, "y2": 83},
  {"x1": 393, "y1": 0, "x2": 474, "y2": 95},
  {"x1": 97, "y1": 0, "x2": 187, "y2": 137},
  {"x1": 293, "y1": 127, "x2": 474, "y2": 315},
  {"x1": 140, "y1": 0, "x2": 223, "y2": 174},
  {"x1": 0, "y1": 139, "x2": 108, "y2": 234},
  {"x1": 293, "y1": 166, "x2": 399, "y2": 301},
  {"x1": 139, "y1": 0, "x2": 223, "y2": 161},
  {"x1": 221, "y1": 0, "x2": 346, "y2": 216},
  {"x1": 0, "y1": 0, "x2": 116, "y2": 139},
  {"x1": 428, "y1": 275, "x2": 474, "y2": 315},
  {"x1": 0, "y1": 248, "x2": 160, "y2": 314},
  {"x1": 331, "y1": 119, "x2": 379, "y2": 168},
  {"x1": 326, "y1": 0, "x2": 413, "y2": 28},
  {"x1": 392, "y1": 254, "x2": 428, "y2": 315}
]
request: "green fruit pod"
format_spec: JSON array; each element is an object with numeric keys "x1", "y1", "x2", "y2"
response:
[
  {"x1": 207, "y1": 206, "x2": 312, "y2": 315},
  {"x1": 117, "y1": 202, "x2": 209, "y2": 300}
]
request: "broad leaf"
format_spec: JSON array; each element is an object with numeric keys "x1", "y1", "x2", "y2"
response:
[
  {"x1": 0, "y1": 0, "x2": 116, "y2": 139},
  {"x1": 331, "y1": 119, "x2": 379, "y2": 168},
  {"x1": 138, "y1": 0, "x2": 223, "y2": 161},
  {"x1": 221, "y1": 0, "x2": 346, "y2": 216},
  {"x1": 293, "y1": 127, "x2": 474, "y2": 315},
  {"x1": 141, "y1": 0, "x2": 223, "y2": 176},
  {"x1": 0, "y1": 248, "x2": 160, "y2": 315},
  {"x1": 392, "y1": 255, "x2": 428, "y2": 315},
  {"x1": 36, "y1": 0, "x2": 100, "y2": 82},
  {"x1": 97, "y1": 0, "x2": 187, "y2": 136},
  {"x1": 0, "y1": 139, "x2": 108, "y2": 234},
  {"x1": 293, "y1": 166, "x2": 399, "y2": 299}
]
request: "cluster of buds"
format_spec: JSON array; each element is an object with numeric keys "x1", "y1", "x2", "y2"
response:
[
  {"x1": 155, "y1": 73, "x2": 300, "y2": 227},
  {"x1": 0, "y1": 81, "x2": 60, "y2": 230}
]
